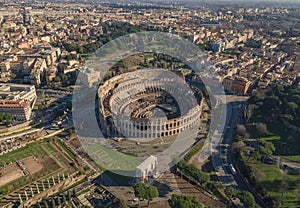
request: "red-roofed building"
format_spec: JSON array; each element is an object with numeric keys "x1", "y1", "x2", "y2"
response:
[{"x1": 0, "y1": 99, "x2": 32, "y2": 120}]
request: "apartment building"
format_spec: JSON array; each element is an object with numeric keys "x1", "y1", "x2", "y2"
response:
[
  {"x1": 0, "y1": 83, "x2": 36, "y2": 121},
  {"x1": 223, "y1": 76, "x2": 251, "y2": 95}
]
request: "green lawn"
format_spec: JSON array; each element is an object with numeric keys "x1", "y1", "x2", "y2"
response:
[
  {"x1": 0, "y1": 141, "x2": 60, "y2": 196},
  {"x1": 0, "y1": 143, "x2": 36, "y2": 161},
  {"x1": 56, "y1": 139, "x2": 75, "y2": 159},
  {"x1": 244, "y1": 120, "x2": 300, "y2": 207},
  {"x1": 258, "y1": 135, "x2": 281, "y2": 141},
  {"x1": 255, "y1": 162, "x2": 299, "y2": 207},
  {"x1": 242, "y1": 155, "x2": 300, "y2": 207},
  {"x1": 184, "y1": 140, "x2": 205, "y2": 162},
  {"x1": 246, "y1": 89, "x2": 300, "y2": 207},
  {"x1": 0, "y1": 141, "x2": 55, "y2": 167},
  {"x1": 44, "y1": 139, "x2": 58, "y2": 153},
  {"x1": 283, "y1": 155, "x2": 300, "y2": 163},
  {"x1": 0, "y1": 140, "x2": 63, "y2": 172}
]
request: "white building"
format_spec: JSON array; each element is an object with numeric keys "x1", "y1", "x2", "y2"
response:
[{"x1": 136, "y1": 155, "x2": 158, "y2": 183}]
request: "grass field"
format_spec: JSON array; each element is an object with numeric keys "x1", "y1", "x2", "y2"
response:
[
  {"x1": 56, "y1": 139, "x2": 75, "y2": 159},
  {"x1": 255, "y1": 163, "x2": 299, "y2": 203},
  {"x1": 0, "y1": 141, "x2": 57, "y2": 167},
  {"x1": 283, "y1": 155, "x2": 300, "y2": 163},
  {"x1": 0, "y1": 139, "x2": 76, "y2": 204},
  {"x1": 0, "y1": 140, "x2": 61, "y2": 199},
  {"x1": 246, "y1": 92, "x2": 300, "y2": 207},
  {"x1": 183, "y1": 140, "x2": 205, "y2": 162},
  {"x1": 242, "y1": 155, "x2": 300, "y2": 207}
]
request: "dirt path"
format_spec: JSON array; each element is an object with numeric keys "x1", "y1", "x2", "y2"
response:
[{"x1": 188, "y1": 147, "x2": 205, "y2": 169}]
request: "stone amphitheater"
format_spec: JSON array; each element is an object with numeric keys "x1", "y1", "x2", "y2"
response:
[{"x1": 98, "y1": 69, "x2": 203, "y2": 140}]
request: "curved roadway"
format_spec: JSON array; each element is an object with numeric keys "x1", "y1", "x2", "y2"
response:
[{"x1": 211, "y1": 99, "x2": 267, "y2": 208}]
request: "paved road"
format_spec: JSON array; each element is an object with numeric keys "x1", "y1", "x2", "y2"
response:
[
  {"x1": 211, "y1": 100, "x2": 267, "y2": 208},
  {"x1": 0, "y1": 126, "x2": 48, "y2": 141}
]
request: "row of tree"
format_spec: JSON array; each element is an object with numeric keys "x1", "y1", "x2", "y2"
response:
[
  {"x1": 176, "y1": 160, "x2": 210, "y2": 186},
  {"x1": 236, "y1": 123, "x2": 268, "y2": 140}
]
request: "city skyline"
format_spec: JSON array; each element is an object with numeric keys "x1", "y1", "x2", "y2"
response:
[{"x1": 0, "y1": 0, "x2": 299, "y2": 207}]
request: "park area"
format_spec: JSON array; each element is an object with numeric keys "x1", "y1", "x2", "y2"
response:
[
  {"x1": 248, "y1": 87, "x2": 300, "y2": 163},
  {"x1": 240, "y1": 154, "x2": 300, "y2": 207},
  {"x1": 237, "y1": 122, "x2": 300, "y2": 206},
  {"x1": 237, "y1": 122, "x2": 300, "y2": 207},
  {"x1": 0, "y1": 139, "x2": 77, "y2": 207},
  {"x1": 239, "y1": 87, "x2": 300, "y2": 207},
  {"x1": 247, "y1": 118, "x2": 300, "y2": 163}
]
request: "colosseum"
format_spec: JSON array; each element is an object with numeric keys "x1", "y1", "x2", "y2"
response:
[{"x1": 98, "y1": 69, "x2": 203, "y2": 140}]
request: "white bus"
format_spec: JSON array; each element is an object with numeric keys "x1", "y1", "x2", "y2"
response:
[{"x1": 229, "y1": 164, "x2": 236, "y2": 174}]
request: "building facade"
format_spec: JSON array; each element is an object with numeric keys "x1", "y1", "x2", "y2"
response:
[
  {"x1": 223, "y1": 76, "x2": 251, "y2": 95},
  {"x1": 0, "y1": 83, "x2": 36, "y2": 121}
]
